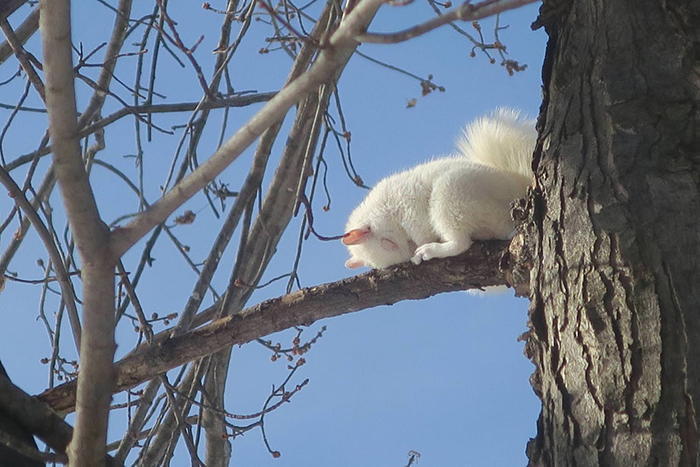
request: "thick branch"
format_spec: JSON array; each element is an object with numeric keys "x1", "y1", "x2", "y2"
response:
[
  {"x1": 40, "y1": 240, "x2": 511, "y2": 414},
  {"x1": 40, "y1": 1, "x2": 115, "y2": 466},
  {"x1": 40, "y1": 2, "x2": 107, "y2": 264},
  {"x1": 0, "y1": 368, "x2": 119, "y2": 465},
  {"x1": 0, "y1": 0, "x2": 27, "y2": 23},
  {"x1": 0, "y1": 369, "x2": 72, "y2": 457}
]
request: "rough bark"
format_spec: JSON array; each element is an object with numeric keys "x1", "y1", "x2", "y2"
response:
[{"x1": 525, "y1": 0, "x2": 700, "y2": 465}]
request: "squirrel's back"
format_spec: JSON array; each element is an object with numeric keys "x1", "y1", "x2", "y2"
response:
[{"x1": 342, "y1": 108, "x2": 536, "y2": 269}]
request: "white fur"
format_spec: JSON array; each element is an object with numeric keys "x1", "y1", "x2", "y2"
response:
[{"x1": 343, "y1": 108, "x2": 535, "y2": 269}]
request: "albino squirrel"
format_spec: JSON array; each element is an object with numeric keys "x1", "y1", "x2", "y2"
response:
[{"x1": 342, "y1": 108, "x2": 535, "y2": 269}]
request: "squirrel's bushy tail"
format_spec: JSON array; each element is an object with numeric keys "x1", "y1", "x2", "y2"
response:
[{"x1": 457, "y1": 108, "x2": 536, "y2": 178}]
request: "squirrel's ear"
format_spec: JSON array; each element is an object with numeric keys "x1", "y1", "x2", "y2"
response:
[
  {"x1": 345, "y1": 257, "x2": 365, "y2": 269},
  {"x1": 342, "y1": 227, "x2": 371, "y2": 245}
]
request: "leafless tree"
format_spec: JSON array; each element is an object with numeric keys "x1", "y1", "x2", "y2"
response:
[
  {"x1": 0, "y1": 0, "x2": 535, "y2": 465},
  {"x1": 4, "y1": 0, "x2": 698, "y2": 465}
]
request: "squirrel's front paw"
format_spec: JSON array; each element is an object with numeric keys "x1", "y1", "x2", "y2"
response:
[
  {"x1": 411, "y1": 240, "x2": 472, "y2": 265},
  {"x1": 411, "y1": 244, "x2": 438, "y2": 264}
]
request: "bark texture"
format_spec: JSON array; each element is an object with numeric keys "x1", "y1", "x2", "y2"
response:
[{"x1": 525, "y1": 0, "x2": 700, "y2": 465}]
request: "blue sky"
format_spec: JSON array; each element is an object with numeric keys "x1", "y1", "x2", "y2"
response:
[{"x1": 0, "y1": 1, "x2": 546, "y2": 465}]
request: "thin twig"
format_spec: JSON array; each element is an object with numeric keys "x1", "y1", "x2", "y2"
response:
[
  {"x1": 154, "y1": 0, "x2": 217, "y2": 101},
  {"x1": 258, "y1": 0, "x2": 320, "y2": 48},
  {"x1": 0, "y1": 167, "x2": 82, "y2": 347},
  {"x1": 0, "y1": 18, "x2": 45, "y2": 101},
  {"x1": 117, "y1": 260, "x2": 154, "y2": 344}
]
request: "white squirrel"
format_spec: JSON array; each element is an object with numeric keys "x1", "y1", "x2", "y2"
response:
[{"x1": 342, "y1": 108, "x2": 535, "y2": 269}]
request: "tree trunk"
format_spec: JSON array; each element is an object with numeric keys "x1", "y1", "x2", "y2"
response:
[{"x1": 525, "y1": 0, "x2": 700, "y2": 465}]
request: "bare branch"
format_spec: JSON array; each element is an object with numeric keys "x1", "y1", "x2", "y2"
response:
[
  {"x1": 0, "y1": 0, "x2": 28, "y2": 23},
  {"x1": 154, "y1": 0, "x2": 216, "y2": 101},
  {"x1": 40, "y1": 1, "x2": 115, "y2": 465},
  {"x1": 77, "y1": 0, "x2": 134, "y2": 127},
  {"x1": 356, "y1": 0, "x2": 538, "y2": 44},
  {"x1": 82, "y1": 93, "x2": 277, "y2": 138},
  {"x1": 0, "y1": 429, "x2": 63, "y2": 465},
  {"x1": 0, "y1": 167, "x2": 82, "y2": 348},
  {"x1": 0, "y1": 8, "x2": 39, "y2": 66},
  {"x1": 38, "y1": 15, "x2": 110, "y2": 260},
  {"x1": 110, "y1": 0, "x2": 387, "y2": 258},
  {"x1": 0, "y1": 365, "x2": 119, "y2": 465},
  {"x1": 39, "y1": 240, "x2": 511, "y2": 414},
  {"x1": 122, "y1": 5, "x2": 340, "y2": 460},
  {"x1": 117, "y1": 260, "x2": 153, "y2": 344},
  {"x1": 0, "y1": 18, "x2": 45, "y2": 101},
  {"x1": 3, "y1": 92, "x2": 276, "y2": 172},
  {"x1": 0, "y1": 363, "x2": 71, "y2": 457}
]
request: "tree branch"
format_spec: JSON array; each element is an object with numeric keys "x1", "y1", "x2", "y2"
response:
[
  {"x1": 0, "y1": 7, "x2": 39, "y2": 65},
  {"x1": 79, "y1": 92, "x2": 277, "y2": 140},
  {"x1": 0, "y1": 0, "x2": 28, "y2": 23},
  {"x1": 356, "y1": 0, "x2": 538, "y2": 44},
  {"x1": 0, "y1": 366, "x2": 118, "y2": 465},
  {"x1": 123, "y1": 5, "x2": 338, "y2": 460},
  {"x1": 76, "y1": 0, "x2": 133, "y2": 127},
  {"x1": 40, "y1": 1, "x2": 115, "y2": 465},
  {"x1": 0, "y1": 167, "x2": 82, "y2": 348},
  {"x1": 0, "y1": 17, "x2": 44, "y2": 101},
  {"x1": 39, "y1": 240, "x2": 511, "y2": 414},
  {"x1": 3, "y1": 93, "x2": 277, "y2": 172},
  {"x1": 0, "y1": 369, "x2": 72, "y2": 459},
  {"x1": 40, "y1": 2, "x2": 109, "y2": 268}
]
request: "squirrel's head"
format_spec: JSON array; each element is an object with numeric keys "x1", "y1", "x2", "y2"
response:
[{"x1": 342, "y1": 224, "x2": 416, "y2": 269}]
